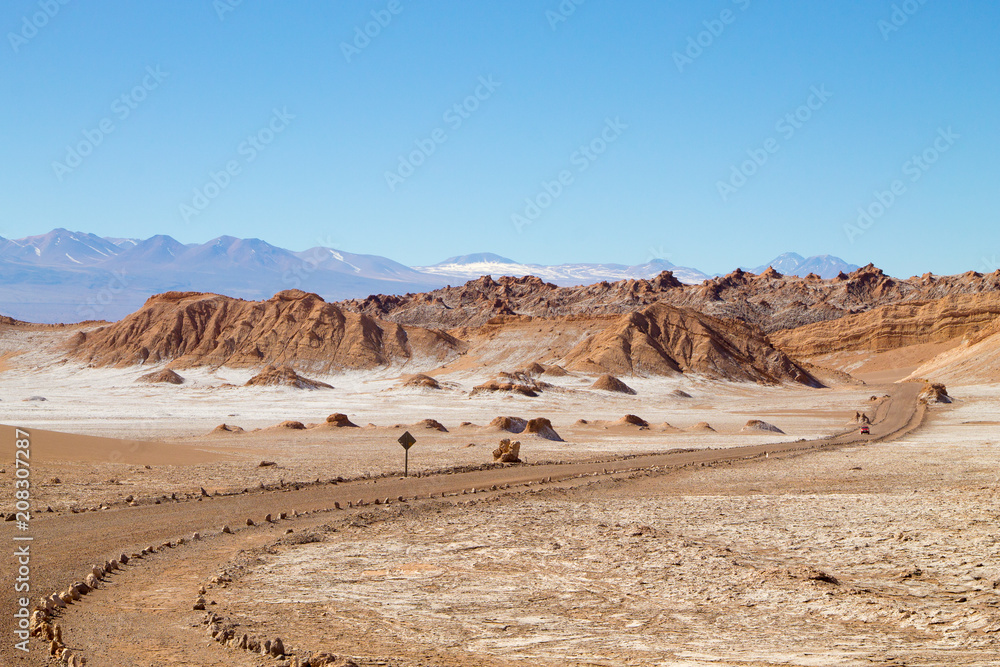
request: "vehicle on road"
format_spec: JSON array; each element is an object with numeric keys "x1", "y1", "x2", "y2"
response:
[{"x1": 861, "y1": 426, "x2": 871, "y2": 435}]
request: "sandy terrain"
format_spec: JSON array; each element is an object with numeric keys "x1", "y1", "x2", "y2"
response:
[
  {"x1": 0, "y1": 325, "x2": 885, "y2": 513},
  {"x1": 2, "y1": 379, "x2": 984, "y2": 666},
  {"x1": 212, "y1": 385, "x2": 1000, "y2": 666},
  {"x1": 1, "y1": 314, "x2": 997, "y2": 666}
]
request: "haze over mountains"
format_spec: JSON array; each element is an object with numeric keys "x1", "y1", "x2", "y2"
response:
[{"x1": 0, "y1": 229, "x2": 860, "y2": 323}]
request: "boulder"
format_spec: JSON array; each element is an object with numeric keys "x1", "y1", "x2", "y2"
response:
[
  {"x1": 401, "y1": 373, "x2": 441, "y2": 389},
  {"x1": 325, "y1": 413, "x2": 359, "y2": 428},
  {"x1": 618, "y1": 414, "x2": 649, "y2": 428},
  {"x1": 521, "y1": 362, "x2": 546, "y2": 375},
  {"x1": 525, "y1": 417, "x2": 562, "y2": 441},
  {"x1": 137, "y1": 369, "x2": 185, "y2": 384},
  {"x1": 492, "y1": 439, "x2": 521, "y2": 463},
  {"x1": 741, "y1": 419, "x2": 785, "y2": 434},
  {"x1": 591, "y1": 374, "x2": 636, "y2": 395},
  {"x1": 245, "y1": 365, "x2": 333, "y2": 390},
  {"x1": 274, "y1": 421, "x2": 307, "y2": 430},
  {"x1": 415, "y1": 418, "x2": 448, "y2": 432},
  {"x1": 489, "y1": 416, "x2": 527, "y2": 433},
  {"x1": 919, "y1": 382, "x2": 952, "y2": 404},
  {"x1": 687, "y1": 421, "x2": 717, "y2": 433}
]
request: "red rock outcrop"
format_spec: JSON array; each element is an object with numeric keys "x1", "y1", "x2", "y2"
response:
[
  {"x1": 561, "y1": 303, "x2": 819, "y2": 385},
  {"x1": 336, "y1": 267, "x2": 1000, "y2": 334},
  {"x1": 69, "y1": 290, "x2": 463, "y2": 371},
  {"x1": 772, "y1": 294, "x2": 1000, "y2": 358}
]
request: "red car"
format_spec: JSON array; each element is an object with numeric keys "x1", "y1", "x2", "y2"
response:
[{"x1": 861, "y1": 426, "x2": 871, "y2": 435}]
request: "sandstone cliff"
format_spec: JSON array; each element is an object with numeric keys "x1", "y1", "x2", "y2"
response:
[{"x1": 771, "y1": 294, "x2": 1000, "y2": 358}]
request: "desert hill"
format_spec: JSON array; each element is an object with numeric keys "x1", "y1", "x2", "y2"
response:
[
  {"x1": 57, "y1": 266, "x2": 1000, "y2": 386},
  {"x1": 338, "y1": 266, "x2": 1000, "y2": 333},
  {"x1": 561, "y1": 303, "x2": 819, "y2": 385},
  {"x1": 905, "y1": 316, "x2": 1000, "y2": 383},
  {"x1": 339, "y1": 273, "x2": 685, "y2": 329},
  {"x1": 63, "y1": 288, "x2": 818, "y2": 386},
  {"x1": 771, "y1": 294, "x2": 1000, "y2": 358},
  {"x1": 68, "y1": 290, "x2": 464, "y2": 371}
]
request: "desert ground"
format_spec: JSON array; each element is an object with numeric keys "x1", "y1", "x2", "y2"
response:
[
  {"x1": 2, "y1": 269, "x2": 999, "y2": 666},
  {"x1": 2, "y1": 376, "x2": 996, "y2": 666}
]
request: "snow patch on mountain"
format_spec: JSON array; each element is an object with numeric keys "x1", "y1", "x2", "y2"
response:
[{"x1": 416, "y1": 255, "x2": 709, "y2": 286}]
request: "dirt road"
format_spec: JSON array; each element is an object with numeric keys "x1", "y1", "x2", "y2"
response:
[{"x1": 0, "y1": 382, "x2": 925, "y2": 665}]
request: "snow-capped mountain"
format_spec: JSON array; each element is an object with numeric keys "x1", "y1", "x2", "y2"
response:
[
  {"x1": 0, "y1": 229, "x2": 862, "y2": 323},
  {"x1": 415, "y1": 254, "x2": 710, "y2": 286},
  {"x1": 0, "y1": 230, "x2": 447, "y2": 323},
  {"x1": 749, "y1": 253, "x2": 860, "y2": 279},
  {"x1": 0, "y1": 229, "x2": 122, "y2": 266}
]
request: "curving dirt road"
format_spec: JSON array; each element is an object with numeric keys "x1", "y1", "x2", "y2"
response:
[{"x1": 0, "y1": 382, "x2": 926, "y2": 666}]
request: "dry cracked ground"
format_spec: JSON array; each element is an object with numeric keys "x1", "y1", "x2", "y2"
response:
[
  {"x1": 4, "y1": 384, "x2": 998, "y2": 666},
  {"x1": 203, "y1": 389, "x2": 1000, "y2": 667}
]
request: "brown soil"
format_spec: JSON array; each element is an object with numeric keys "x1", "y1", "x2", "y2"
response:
[{"x1": 1, "y1": 383, "x2": 952, "y2": 666}]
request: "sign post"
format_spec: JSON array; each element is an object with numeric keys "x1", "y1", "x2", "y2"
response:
[{"x1": 397, "y1": 431, "x2": 416, "y2": 477}]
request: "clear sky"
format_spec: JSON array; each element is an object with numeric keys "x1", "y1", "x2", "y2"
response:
[{"x1": 2, "y1": 1, "x2": 998, "y2": 276}]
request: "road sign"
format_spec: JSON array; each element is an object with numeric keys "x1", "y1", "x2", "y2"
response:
[
  {"x1": 398, "y1": 431, "x2": 416, "y2": 450},
  {"x1": 398, "y1": 431, "x2": 416, "y2": 476}
]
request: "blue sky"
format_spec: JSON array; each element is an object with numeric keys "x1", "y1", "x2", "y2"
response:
[{"x1": 2, "y1": 0, "x2": 997, "y2": 276}]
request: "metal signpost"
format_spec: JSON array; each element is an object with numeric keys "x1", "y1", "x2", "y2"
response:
[{"x1": 398, "y1": 430, "x2": 416, "y2": 477}]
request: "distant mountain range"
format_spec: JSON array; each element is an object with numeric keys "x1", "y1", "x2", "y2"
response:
[
  {"x1": 413, "y1": 253, "x2": 712, "y2": 286},
  {"x1": 745, "y1": 252, "x2": 859, "y2": 278},
  {"x1": 0, "y1": 229, "x2": 860, "y2": 323}
]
